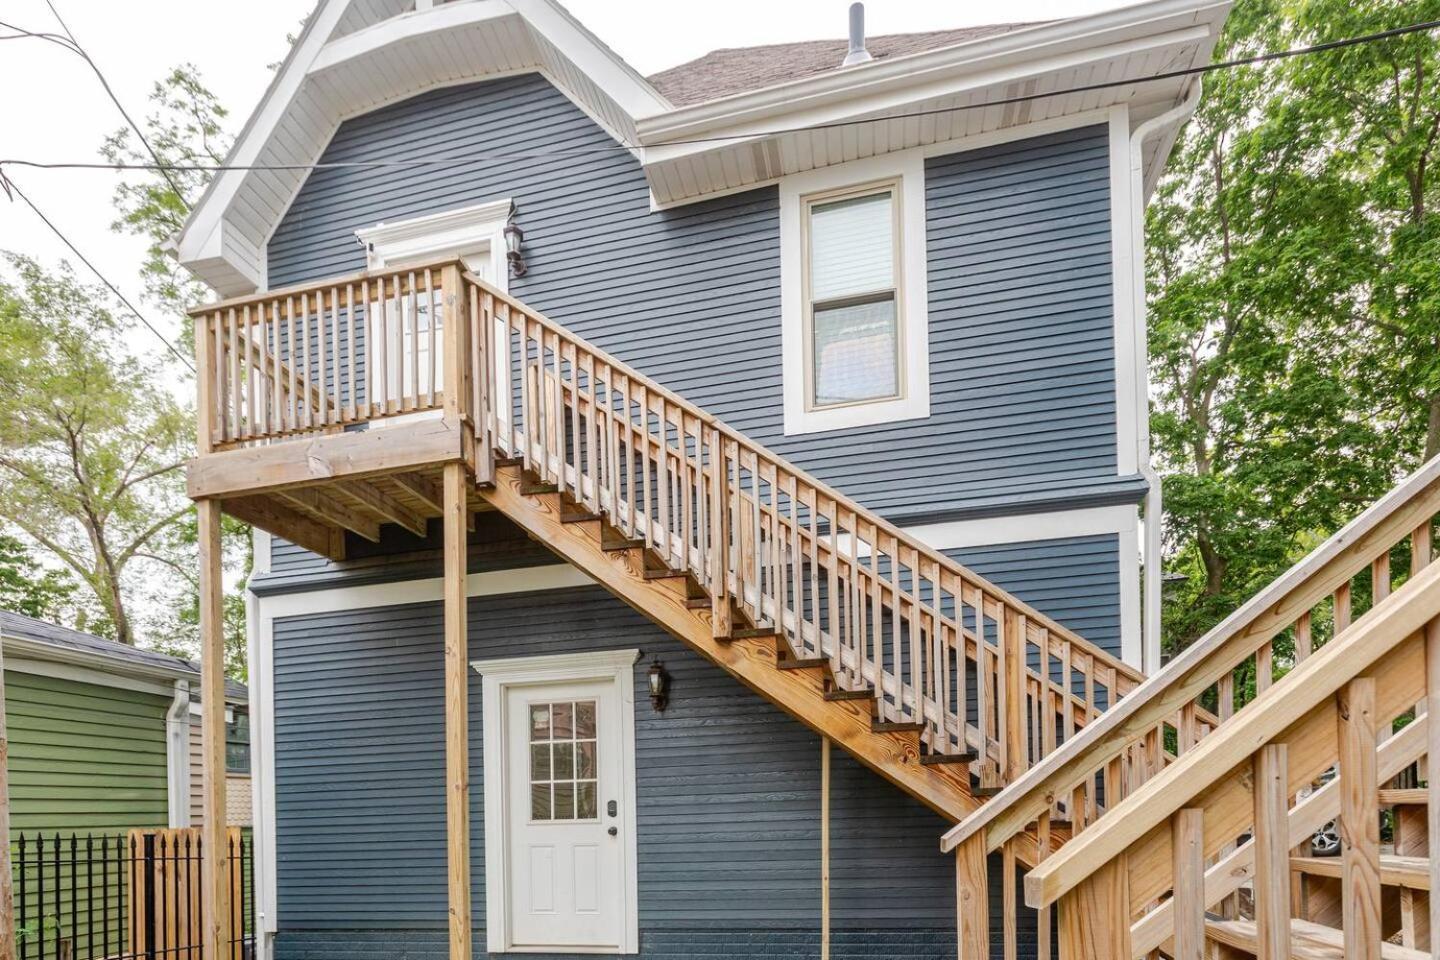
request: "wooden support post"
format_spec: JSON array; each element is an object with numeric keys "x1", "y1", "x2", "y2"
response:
[
  {"x1": 821, "y1": 736, "x2": 830, "y2": 960},
  {"x1": 443, "y1": 264, "x2": 480, "y2": 483},
  {"x1": 1252, "y1": 744, "x2": 1291, "y2": 960},
  {"x1": 1037, "y1": 811, "x2": 1052, "y2": 960},
  {"x1": 0, "y1": 623, "x2": 14, "y2": 960},
  {"x1": 1003, "y1": 608, "x2": 1025, "y2": 782},
  {"x1": 709, "y1": 429, "x2": 731, "y2": 640},
  {"x1": 198, "y1": 499, "x2": 230, "y2": 960},
  {"x1": 1427, "y1": 615, "x2": 1440, "y2": 952},
  {"x1": 955, "y1": 833, "x2": 990, "y2": 960},
  {"x1": 443, "y1": 463, "x2": 473, "y2": 960},
  {"x1": 1003, "y1": 840, "x2": 1018, "y2": 960},
  {"x1": 1057, "y1": 854, "x2": 1129, "y2": 960},
  {"x1": 1337, "y1": 677, "x2": 1380, "y2": 960},
  {"x1": 1171, "y1": 808, "x2": 1205, "y2": 960}
]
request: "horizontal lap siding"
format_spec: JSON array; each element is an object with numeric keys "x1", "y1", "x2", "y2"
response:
[
  {"x1": 266, "y1": 76, "x2": 1123, "y2": 580},
  {"x1": 271, "y1": 586, "x2": 957, "y2": 937},
  {"x1": 6, "y1": 670, "x2": 170, "y2": 833},
  {"x1": 950, "y1": 534, "x2": 1124, "y2": 660}
]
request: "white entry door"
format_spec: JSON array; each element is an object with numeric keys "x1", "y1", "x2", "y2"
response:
[{"x1": 506, "y1": 679, "x2": 625, "y2": 949}]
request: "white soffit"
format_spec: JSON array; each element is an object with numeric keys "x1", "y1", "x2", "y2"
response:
[{"x1": 175, "y1": 0, "x2": 1229, "y2": 297}]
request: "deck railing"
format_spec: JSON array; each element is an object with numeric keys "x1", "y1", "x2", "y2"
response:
[
  {"x1": 193, "y1": 257, "x2": 1143, "y2": 793},
  {"x1": 1024, "y1": 554, "x2": 1440, "y2": 958},
  {"x1": 941, "y1": 454, "x2": 1440, "y2": 956}
]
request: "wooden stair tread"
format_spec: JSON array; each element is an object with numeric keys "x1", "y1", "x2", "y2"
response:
[
  {"x1": 1206, "y1": 917, "x2": 1426, "y2": 960},
  {"x1": 920, "y1": 751, "x2": 978, "y2": 765},
  {"x1": 1378, "y1": 788, "x2": 1428, "y2": 805},
  {"x1": 1290, "y1": 853, "x2": 1430, "y2": 889}
]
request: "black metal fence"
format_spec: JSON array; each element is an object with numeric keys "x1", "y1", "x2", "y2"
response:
[{"x1": 13, "y1": 830, "x2": 254, "y2": 960}]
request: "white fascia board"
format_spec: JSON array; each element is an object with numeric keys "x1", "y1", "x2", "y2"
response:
[
  {"x1": 174, "y1": 0, "x2": 355, "y2": 291},
  {"x1": 639, "y1": 22, "x2": 1215, "y2": 168},
  {"x1": 309, "y1": 0, "x2": 518, "y2": 75},
  {"x1": 636, "y1": 0, "x2": 1228, "y2": 142},
  {"x1": 508, "y1": 0, "x2": 672, "y2": 120},
  {"x1": 4, "y1": 654, "x2": 181, "y2": 698}
]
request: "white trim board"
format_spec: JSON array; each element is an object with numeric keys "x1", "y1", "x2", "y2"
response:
[
  {"x1": 472, "y1": 649, "x2": 641, "y2": 954},
  {"x1": 779, "y1": 149, "x2": 930, "y2": 435},
  {"x1": 905, "y1": 504, "x2": 1143, "y2": 670}
]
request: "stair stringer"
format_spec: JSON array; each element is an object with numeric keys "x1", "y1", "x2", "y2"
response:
[{"x1": 482, "y1": 462, "x2": 1049, "y2": 864}]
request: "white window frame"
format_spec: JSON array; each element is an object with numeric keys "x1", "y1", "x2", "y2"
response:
[
  {"x1": 355, "y1": 199, "x2": 513, "y2": 427},
  {"x1": 471, "y1": 648, "x2": 641, "y2": 955},
  {"x1": 780, "y1": 151, "x2": 929, "y2": 435}
]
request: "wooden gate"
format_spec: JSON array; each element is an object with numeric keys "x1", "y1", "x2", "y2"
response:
[{"x1": 126, "y1": 827, "x2": 248, "y2": 960}]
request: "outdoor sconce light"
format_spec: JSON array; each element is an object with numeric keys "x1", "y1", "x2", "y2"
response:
[
  {"x1": 503, "y1": 217, "x2": 527, "y2": 278},
  {"x1": 647, "y1": 657, "x2": 670, "y2": 712}
]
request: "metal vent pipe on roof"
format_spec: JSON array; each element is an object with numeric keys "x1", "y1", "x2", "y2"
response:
[{"x1": 842, "y1": 3, "x2": 873, "y2": 66}]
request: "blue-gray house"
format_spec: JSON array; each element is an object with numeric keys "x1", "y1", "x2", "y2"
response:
[{"x1": 175, "y1": 1, "x2": 1230, "y2": 957}]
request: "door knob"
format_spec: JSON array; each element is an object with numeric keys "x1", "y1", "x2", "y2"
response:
[{"x1": 607, "y1": 826, "x2": 618, "y2": 837}]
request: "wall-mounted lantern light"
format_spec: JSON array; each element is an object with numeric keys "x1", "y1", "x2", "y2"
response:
[
  {"x1": 647, "y1": 657, "x2": 670, "y2": 713},
  {"x1": 503, "y1": 217, "x2": 527, "y2": 278}
]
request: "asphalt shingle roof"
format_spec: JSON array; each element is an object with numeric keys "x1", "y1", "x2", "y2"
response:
[
  {"x1": 647, "y1": 24, "x2": 1040, "y2": 107},
  {"x1": 0, "y1": 609, "x2": 247, "y2": 701}
]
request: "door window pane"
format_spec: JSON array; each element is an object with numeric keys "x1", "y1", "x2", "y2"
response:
[{"x1": 527, "y1": 698, "x2": 599, "y2": 822}]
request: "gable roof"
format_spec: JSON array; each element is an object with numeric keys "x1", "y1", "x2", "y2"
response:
[
  {"x1": 175, "y1": 0, "x2": 1231, "y2": 297},
  {"x1": 0, "y1": 609, "x2": 247, "y2": 701},
  {"x1": 648, "y1": 24, "x2": 1039, "y2": 107}
]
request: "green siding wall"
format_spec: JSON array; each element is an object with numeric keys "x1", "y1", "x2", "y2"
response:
[{"x1": 7, "y1": 669, "x2": 171, "y2": 834}]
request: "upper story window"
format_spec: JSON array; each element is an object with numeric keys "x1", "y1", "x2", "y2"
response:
[
  {"x1": 781, "y1": 152, "x2": 929, "y2": 435},
  {"x1": 805, "y1": 184, "x2": 901, "y2": 409}
]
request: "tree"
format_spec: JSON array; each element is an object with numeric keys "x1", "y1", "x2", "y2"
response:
[
  {"x1": 0, "y1": 255, "x2": 192, "y2": 645},
  {"x1": 102, "y1": 65, "x2": 231, "y2": 325},
  {"x1": 0, "y1": 529, "x2": 77, "y2": 623},
  {"x1": 1148, "y1": 0, "x2": 1440, "y2": 654}
]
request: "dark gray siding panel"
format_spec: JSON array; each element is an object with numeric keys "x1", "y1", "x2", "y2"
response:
[
  {"x1": 266, "y1": 74, "x2": 1126, "y2": 580},
  {"x1": 272, "y1": 587, "x2": 960, "y2": 933},
  {"x1": 950, "y1": 533, "x2": 1123, "y2": 660}
]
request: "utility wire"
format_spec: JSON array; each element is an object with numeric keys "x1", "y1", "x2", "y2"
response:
[
  {"x1": 0, "y1": 9, "x2": 191, "y2": 205},
  {"x1": 3, "y1": 14, "x2": 1440, "y2": 175},
  {"x1": 0, "y1": 171, "x2": 196, "y2": 373}
]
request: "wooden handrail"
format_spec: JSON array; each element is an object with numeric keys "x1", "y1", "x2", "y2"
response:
[
  {"x1": 942, "y1": 453, "x2": 1440, "y2": 855},
  {"x1": 189, "y1": 255, "x2": 1141, "y2": 798},
  {"x1": 458, "y1": 269, "x2": 1141, "y2": 786},
  {"x1": 1024, "y1": 556, "x2": 1440, "y2": 911}
]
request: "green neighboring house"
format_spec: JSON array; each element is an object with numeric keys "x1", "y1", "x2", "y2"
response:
[{"x1": 0, "y1": 609, "x2": 247, "y2": 836}]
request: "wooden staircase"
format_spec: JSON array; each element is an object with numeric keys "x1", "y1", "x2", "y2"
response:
[
  {"x1": 938, "y1": 454, "x2": 1440, "y2": 955},
  {"x1": 185, "y1": 257, "x2": 1142, "y2": 868}
]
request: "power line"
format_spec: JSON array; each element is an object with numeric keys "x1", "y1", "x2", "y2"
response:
[
  {"x1": 3, "y1": 14, "x2": 1440, "y2": 175},
  {"x1": 0, "y1": 9, "x2": 191, "y2": 205},
  {"x1": 0, "y1": 172, "x2": 196, "y2": 374}
]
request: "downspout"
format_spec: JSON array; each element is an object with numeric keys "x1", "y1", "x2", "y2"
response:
[
  {"x1": 165, "y1": 680, "x2": 192, "y2": 827},
  {"x1": 1129, "y1": 78, "x2": 1203, "y2": 675}
]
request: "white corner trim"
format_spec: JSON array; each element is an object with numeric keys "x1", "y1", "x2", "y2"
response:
[
  {"x1": 166, "y1": 680, "x2": 192, "y2": 828},
  {"x1": 780, "y1": 149, "x2": 930, "y2": 435},
  {"x1": 473, "y1": 648, "x2": 641, "y2": 954},
  {"x1": 247, "y1": 562, "x2": 596, "y2": 954},
  {"x1": 1107, "y1": 104, "x2": 1140, "y2": 478}
]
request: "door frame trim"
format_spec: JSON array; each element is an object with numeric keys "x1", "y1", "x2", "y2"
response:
[{"x1": 472, "y1": 649, "x2": 641, "y2": 954}]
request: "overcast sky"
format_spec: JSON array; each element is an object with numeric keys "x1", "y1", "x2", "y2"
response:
[{"x1": 0, "y1": 0, "x2": 1130, "y2": 372}]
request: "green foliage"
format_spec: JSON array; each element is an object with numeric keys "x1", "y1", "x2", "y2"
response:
[
  {"x1": 0, "y1": 530, "x2": 77, "y2": 623},
  {"x1": 0, "y1": 256, "x2": 192, "y2": 646},
  {"x1": 1150, "y1": 0, "x2": 1440, "y2": 654},
  {"x1": 101, "y1": 65, "x2": 231, "y2": 326}
]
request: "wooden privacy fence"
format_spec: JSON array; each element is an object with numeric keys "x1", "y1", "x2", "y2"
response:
[
  {"x1": 11, "y1": 828, "x2": 252, "y2": 960},
  {"x1": 127, "y1": 828, "x2": 249, "y2": 960}
]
